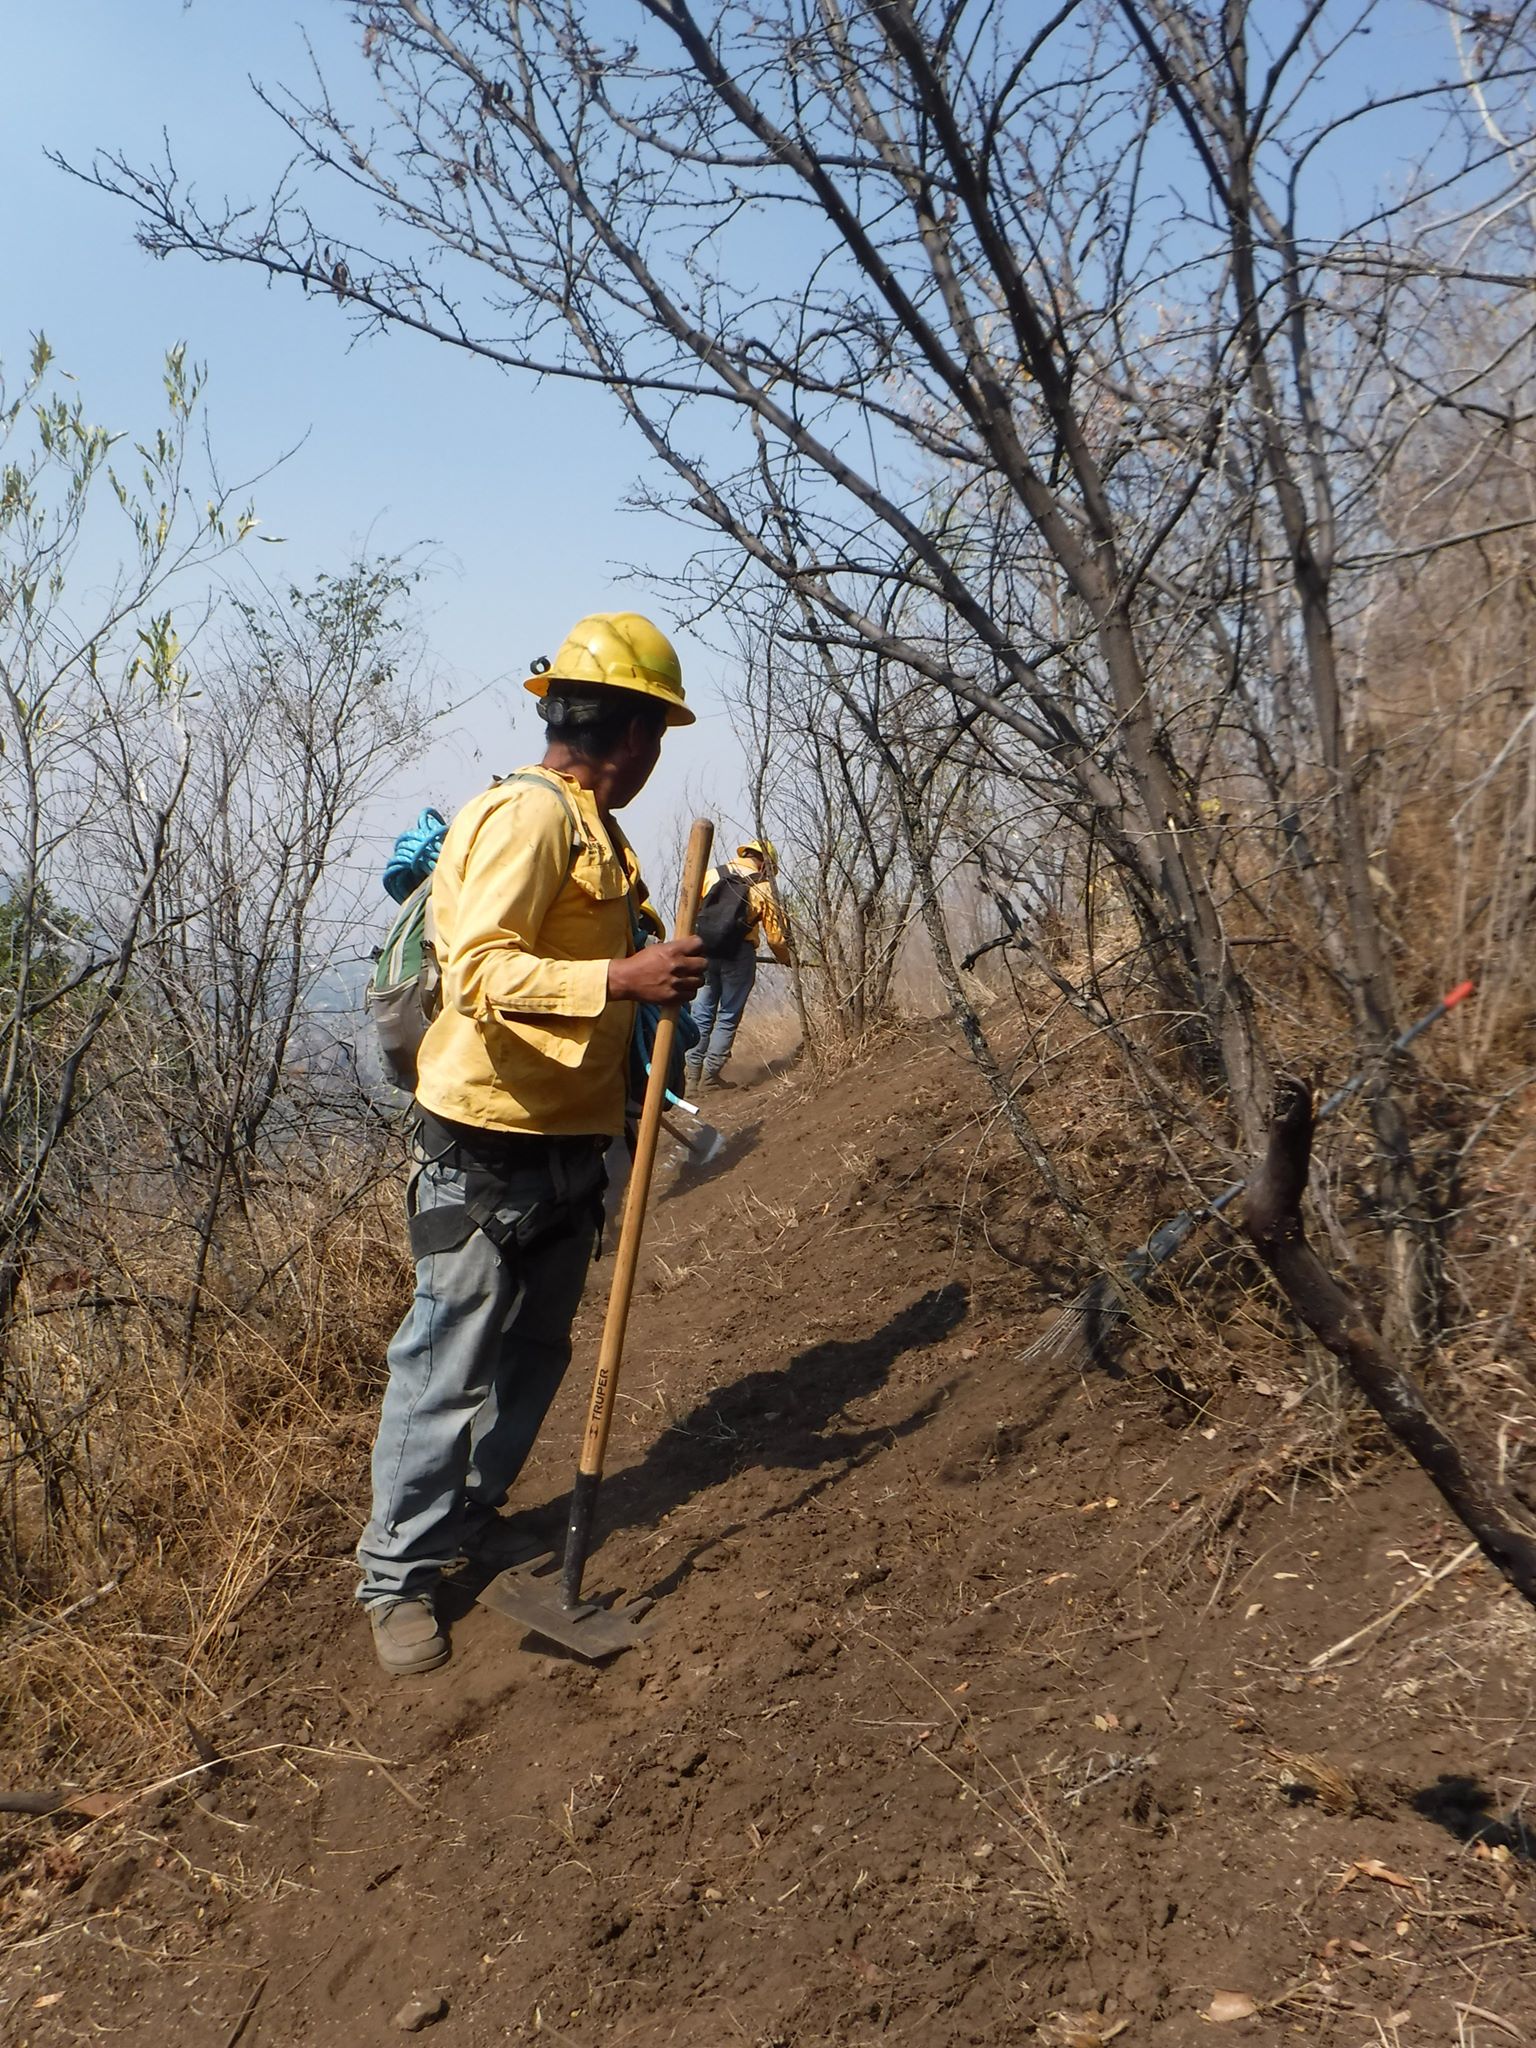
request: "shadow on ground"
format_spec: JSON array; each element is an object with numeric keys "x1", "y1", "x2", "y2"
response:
[
  {"x1": 466, "y1": 1283, "x2": 967, "y2": 1642},
  {"x1": 531, "y1": 1281, "x2": 968, "y2": 1547},
  {"x1": 657, "y1": 1118, "x2": 763, "y2": 1202},
  {"x1": 1412, "y1": 1773, "x2": 1536, "y2": 1862}
]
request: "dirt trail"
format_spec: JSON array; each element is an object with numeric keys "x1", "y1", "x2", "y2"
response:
[{"x1": 6, "y1": 1031, "x2": 1536, "y2": 2045}]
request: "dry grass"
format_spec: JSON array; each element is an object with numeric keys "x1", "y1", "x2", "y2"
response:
[{"x1": 0, "y1": 1154, "x2": 405, "y2": 1800}]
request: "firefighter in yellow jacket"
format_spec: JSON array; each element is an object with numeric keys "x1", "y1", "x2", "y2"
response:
[
  {"x1": 684, "y1": 839, "x2": 790, "y2": 1092},
  {"x1": 357, "y1": 613, "x2": 705, "y2": 1675}
]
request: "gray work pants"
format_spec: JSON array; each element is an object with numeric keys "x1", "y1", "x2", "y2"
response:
[{"x1": 356, "y1": 1134, "x2": 602, "y2": 1608}]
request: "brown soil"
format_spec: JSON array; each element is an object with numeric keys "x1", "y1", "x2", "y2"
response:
[{"x1": 5, "y1": 1027, "x2": 1536, "y2": 2045}]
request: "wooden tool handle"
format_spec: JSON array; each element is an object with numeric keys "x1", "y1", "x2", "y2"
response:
[{"x1": 562, "y1": 817, "x2": 715, "y2": 1608}]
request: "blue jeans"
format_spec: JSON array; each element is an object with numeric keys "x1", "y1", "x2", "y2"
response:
[
  {"x1": 356, "y1": 1136, "x2": 602, "y2": 1607},
  {"x1": 691, "y1": 950, "x2": 757, "y2": 1075}
]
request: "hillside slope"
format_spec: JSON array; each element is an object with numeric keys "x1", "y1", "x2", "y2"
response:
[{"x1": 5, "y1": 1030, "x2": 1535, "y2": 2045}]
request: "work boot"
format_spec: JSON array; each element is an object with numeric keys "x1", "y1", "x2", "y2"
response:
[
  {"x1": 369, "y1": 1595, "x2": 449, "y2": 1676},
  {"x1": 682, "y1": 1055, "x2": 703, "y2": 1099},
  {"x1": 704, "y1": 1068, "x2": 736, "y2": 1091}
]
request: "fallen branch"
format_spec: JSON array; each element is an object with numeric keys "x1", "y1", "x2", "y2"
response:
[
  {"x1": 222, "y1": 1973, "x2": 268, "y2": 2048},
  {"x1": 1308, "y1": 1539, "x2": 1479, "y2": 1669},
  {"x1": 1016, "y1": 982, "x2": 1476, "y2": 1380},
  {"x1": 0, "y1": 1738, "x2": 410, "y2": 1827},
  {"x1": 1245, "y1": 1077, "x2": 1536, "y2": 1610},
  {"x1": 7, "y1": 1568, "x2": 130, "y2": 1647},
  {"x1": 0, "y1": 1788, "x2": 119, "y2": 1819}
]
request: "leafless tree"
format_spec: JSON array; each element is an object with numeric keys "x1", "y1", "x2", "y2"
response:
[
  {"x1": 725, "y1": 587, "x2": 950, "y2": 1047},
  {"x1": 0, "y1": 342, "x2": 440, "y2": 1582},
  {"x1": 0, "y1": 342, "x2": 254, "y2": 1340},
  {"x1": 124, "y1": 562, "x2": 434, "y2": 1361},
  {"x1": 0, "y1": 341, "x2": 256, "y2": 1553},
  {"x1": 73, "y1": 0, "x2": 1536, "y2": 1343}
]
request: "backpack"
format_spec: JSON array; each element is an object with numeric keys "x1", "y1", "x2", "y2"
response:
[
  {"x1": 366, "y1": 876, "x2": 440, "y2": 1092},
  {"x1": 366, "y1": 770, "x2": 583, "y2": 1093},
  {"x1": 695, "y1": 868, "x2": 753, "y2": 960}
]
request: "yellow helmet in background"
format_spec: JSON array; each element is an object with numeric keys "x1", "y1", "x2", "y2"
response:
[
  {"x1": 738, "y1": 838, "x2": 778, "y2": 874},
  {"x1": 524, "y1": 611, "x2": 694, "y2": 727}
]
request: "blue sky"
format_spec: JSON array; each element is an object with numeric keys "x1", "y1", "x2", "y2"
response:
[
  {"x1": 3, "y1": 1, "x2": 745, "y2": 864},
  {"x1": 2, "y1": 0, "x2": 1496, "y2": 883}
]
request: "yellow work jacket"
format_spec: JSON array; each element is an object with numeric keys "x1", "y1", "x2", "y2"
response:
[{"x1": 414, "y1": 767, "x2": 642, "y2": 1138}]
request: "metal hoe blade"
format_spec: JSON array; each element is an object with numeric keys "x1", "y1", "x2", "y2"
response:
[
  {"x1": 476, "y1": 1555, "x2": 653, "y2": 1660},
  {"x1": 660, "y1": 1106, "x2": 728, "y2": 1170},
  {"x1": 678, "y1": 1119, "x2": 728, "y2": 1168}
]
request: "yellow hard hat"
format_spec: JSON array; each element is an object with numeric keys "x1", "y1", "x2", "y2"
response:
[
  {"x1": 524, "y1": 611, "x2": 694, "y2": 726},
  {"x1": 738, "y1": 837, "x2": 778, "y2": 873}
]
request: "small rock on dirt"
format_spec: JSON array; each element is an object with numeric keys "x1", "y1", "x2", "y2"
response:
[{"x1": 393, "y1": 1992, "x2": 448, "y2": 2032}]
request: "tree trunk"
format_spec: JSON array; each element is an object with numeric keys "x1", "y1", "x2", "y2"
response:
[{"x1": 1245, "y1": 1076, "x2": 1536, "y2": 1607}]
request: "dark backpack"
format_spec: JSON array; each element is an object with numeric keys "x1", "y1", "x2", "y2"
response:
[{"x1": 694, "y1": 869, "x2": 753, "y2": 959}]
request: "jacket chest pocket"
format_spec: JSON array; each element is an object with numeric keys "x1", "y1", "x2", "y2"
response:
[{"x1": 569, "y1": 835, "x2": 632, "y2": 909}]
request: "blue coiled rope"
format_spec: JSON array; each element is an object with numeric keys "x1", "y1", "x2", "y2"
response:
[{"x1": 383, "y1": 808, "x2": 448, "y2": 904}]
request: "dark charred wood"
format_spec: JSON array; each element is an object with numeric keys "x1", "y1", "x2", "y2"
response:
[
  {"x1": 0, "y1": 1788, "x2": 79, "y2": 1816},
  {"x1": 1246, "y1": 1076, "x2": 1536, "y2": 1609}
]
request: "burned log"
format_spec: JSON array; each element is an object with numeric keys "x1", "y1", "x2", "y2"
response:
[{"x1": 1245, "y1": 1075, "x2": 1536, "y2": 1610}]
